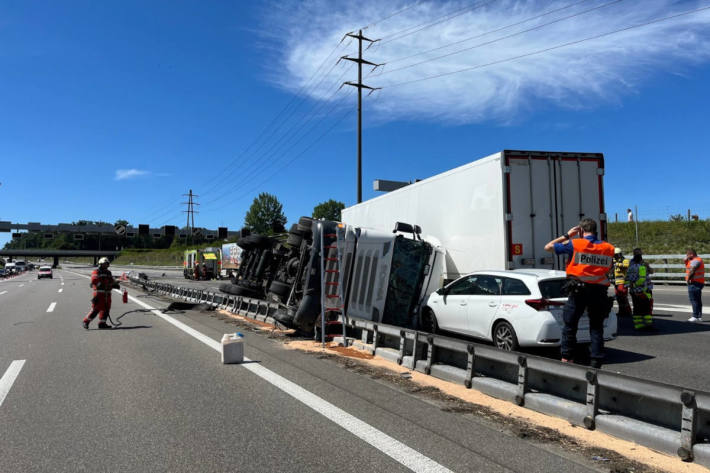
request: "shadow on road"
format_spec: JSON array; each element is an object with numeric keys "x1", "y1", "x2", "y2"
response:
[
  {"x1": 602, "y1": 347, "x2": 655, "y2": 365},
  {"x1": 617, "y1": 314, "x2": 710, "y2": 336}
]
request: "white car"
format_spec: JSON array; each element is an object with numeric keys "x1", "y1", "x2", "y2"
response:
[
  {"x1": 423, "y1": 269, "x2": 617, "y2": 351},
  {"x1": 37, "y1": 266, "x2": 53, "y2": 279}
]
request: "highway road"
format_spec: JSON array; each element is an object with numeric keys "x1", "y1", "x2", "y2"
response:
[
  {"x1": 105, "y1": 264, "x2": 710, "y2": 392},
  {"x1": 0, "y1": 268, "x2": 615, "y2": 472}
]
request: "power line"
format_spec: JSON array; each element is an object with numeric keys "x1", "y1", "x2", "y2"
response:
[
  {"x1": 375, "y1": 0, "x2": 624, "y2": 77},
  {"x1": 385, "y1": 4, "x2": 710, "y2": 88},
  {"x1": 360, "y1": 1, "x2": 424, "y2": 30},
  {"x1": 205, "y1": 105, "x2": 352, "y2": 215},
  {"x1": 379, "y1": 0, "x2": 593, "y2": 66},
  {"x1": 377, "y1": 0, "x2": 499, "y2": 46},
  {"x1": 199, "y1": 76, "x2": 351, "y2": 208}
]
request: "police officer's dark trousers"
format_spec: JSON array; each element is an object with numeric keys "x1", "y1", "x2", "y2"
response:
[{"x1": 561, "y1": 283, "x2": 608, "y2": 362}]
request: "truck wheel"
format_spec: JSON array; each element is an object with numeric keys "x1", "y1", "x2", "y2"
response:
[
  {"x1": 493, "y1": 321, "x2": 519, "y2": 351},
  {"x1": 269, "y1": 280, "x2": 292, "y2": 298},
  {"x1": 421, "y1": 308, "x2": 439, "y2": 334},
  {"x1": 286, "y1": 233, "x2": 302, "y2": 248},
  {"x1": 289, "y1": 224, "x2": 304, "y2": 236}
]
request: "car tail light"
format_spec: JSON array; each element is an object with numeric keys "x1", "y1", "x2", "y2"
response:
[{"x1": 525, "y1": 298, "x2": 565, "y2": 311}]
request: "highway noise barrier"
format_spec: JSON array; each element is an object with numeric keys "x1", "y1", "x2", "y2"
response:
[{"x1": 127, "y1": 276, "x2": 710, "y2": 467}]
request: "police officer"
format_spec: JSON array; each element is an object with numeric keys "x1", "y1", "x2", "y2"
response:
[
  {"x1": 83, "y1": 257, "x2": 120, "y2": 329},
  {"x1": 545, "y1": 217, "x2": 614, "y2": 368},
  {"x1": 612, "y1": 248, "x2": 631, "y2": 316}
]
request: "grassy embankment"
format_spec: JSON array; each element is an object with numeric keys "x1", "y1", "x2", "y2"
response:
[{"x1": 607, "y1": 220, "x2": 710, "y2": 255}]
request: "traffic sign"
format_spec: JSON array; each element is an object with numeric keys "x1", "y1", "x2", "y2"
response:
[{"x1": 114, "y1": 224, "x2": 126, "y2": 236}]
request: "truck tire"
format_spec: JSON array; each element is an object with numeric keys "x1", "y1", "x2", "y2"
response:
[
  {"x1": 492, "y1": 321, "x2": 519, "y2": 351},
  {"x1": 286, "y1": 233, "x2": 302, "y2": 248},
  {"x1": 268, "y1": 280, "x2": 292, "y2": 298},
  {"x1": 219, "y1": 283, "x2": 259, "y2": 298},
  {"x1": 237, "y1": 235, "x2": 272, "y2": 250},
  {"x1": 289, "y1": 224, "x2": 304, "y2": 236}
]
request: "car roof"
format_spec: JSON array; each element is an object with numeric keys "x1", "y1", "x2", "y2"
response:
[
  {"x1": 465, "y1": 269, "x2": 566, "y2": 281},
  {"x1": 39, "y1": 266, "x2": 52, "y2": 270}
]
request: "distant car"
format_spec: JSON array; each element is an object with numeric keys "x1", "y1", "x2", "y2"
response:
[
  {"x1": 37, "y1": 266, "x2": 53, "y2": 279},
  {"x1": 423, "y1": 269, "x2": 617, "y2": 351}
]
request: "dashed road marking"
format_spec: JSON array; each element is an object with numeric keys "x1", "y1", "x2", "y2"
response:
[
  {"x1": 0, "y1": 291, "x2": 7, "y2": 296},
  {"x1": 58, "y1": 288, "x2": 63, "y2": 293},
  {"x1": 0, "y1": 360, "x2": 26, "y2": 408},
  {"x1": 63, "y1": 269, "x2": 454, "y2": 473},
  {"x1": 47, "y1": 302, "x2": 57, "y2": 313},
  {"x1": 18, "y1": 284, "x2": 24, "y2": 287}
]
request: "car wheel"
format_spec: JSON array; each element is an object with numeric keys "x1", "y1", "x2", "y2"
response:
[
  {"x1": 493, "y1": 321, "x2": 519, "y2": 351},
  {"x1": 420, "y1": 308, "x2": 439, "y2": 334}
]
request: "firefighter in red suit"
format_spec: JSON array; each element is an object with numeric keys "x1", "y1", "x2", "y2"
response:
[{"x1": 82, "y1": 257, "x2": 119, "y2": 329}]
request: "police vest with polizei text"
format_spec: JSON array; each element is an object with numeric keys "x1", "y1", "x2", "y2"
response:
[{"x1": 566, "y1": 238, "x2": 614, "y2": 286}]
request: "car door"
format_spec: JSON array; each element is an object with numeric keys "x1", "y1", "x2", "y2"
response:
[
  {"x1": 465, "y1": 275, "x2": 503, "y2": 339},
  {"x1": 435, "y1": 276, "x2": 479, "y2": 335}
]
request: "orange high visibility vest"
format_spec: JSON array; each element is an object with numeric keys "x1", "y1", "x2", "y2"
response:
[
  {"x1": 685, "y1": 257, "x2": 705, "y2": 284},
  {"x1": 566, "y1": 238, "x2": 614, "y2": 286}
]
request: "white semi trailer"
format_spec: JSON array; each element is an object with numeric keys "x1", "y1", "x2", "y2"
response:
[{"x1": 342, "y1": 150, "x2": 607, "y2": 284}]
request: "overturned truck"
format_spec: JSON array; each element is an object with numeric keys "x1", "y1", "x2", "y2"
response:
[{"x1": 220, "y1": 218, "x2": 444, "y2": 335}]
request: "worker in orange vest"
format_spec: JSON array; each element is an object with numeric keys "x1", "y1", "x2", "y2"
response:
[
  {"x1": 545, "y1": 217, "x2": 614, "y2": 369},
  {"x1": 685, "y1": 248, "x2": 705, "y2": 323}
]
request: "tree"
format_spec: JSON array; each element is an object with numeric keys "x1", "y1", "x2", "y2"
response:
[
  {"x1": 244, "y1": 193, "x2": 287, "y2": 235},
  {"x1": 312, "y1": 199, "x2": 345, "y2": 221},
  {"x1": 669, "y1": 214, "x2": 685, "y2": 222}
]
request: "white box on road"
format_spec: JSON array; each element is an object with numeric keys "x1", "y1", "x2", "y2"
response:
[{"x1": 221, "y1": 333, "x2": 244, "y2": 364}]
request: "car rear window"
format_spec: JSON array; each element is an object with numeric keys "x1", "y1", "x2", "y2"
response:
[
  {"x1": 501, "y1": 277, "x2": 531, "y2": 295},
  {"x1": 539, "y1": 278, "x2": 567, "y2": 299},
  {"x1": 40, "y1": 267, "x2": 51, "y2": 271}
]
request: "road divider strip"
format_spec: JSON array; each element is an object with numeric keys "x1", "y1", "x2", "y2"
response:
[
  {"x1": 0, "y1": 360, "x2": 26, "y2": 408},
  {"x1": 56, "y1": 270, "x2": 453, "y2": 473}
]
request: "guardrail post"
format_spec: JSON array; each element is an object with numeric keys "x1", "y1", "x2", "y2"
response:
[
  {"x1": 584, "y1": 371, "x2": 599, "y2": 429},
  {"x1": 361, "y1": 326, "x2": 370, "y2": 344},
  {"x1": 465, "y1": 344, "x2": 475, "y2": 389},
  {"x1": 678, "y1": 390, "x2": 697, "y2": 461},
  {"x1": 425, "y1": 335, "x2": 435, "y2": 375},
  {"x1": 397, "y1": 330, "x2": 406, "y2": 365},
  {"x1": 515, "y1": 356, "x2": 528, "y2": 406},
  {"x1": 410, "y1": 331, "x2": 422, "y2": 370}
]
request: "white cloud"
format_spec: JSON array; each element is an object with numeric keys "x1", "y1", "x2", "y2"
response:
[
  {"x1": 260, "y1": 0, "x2": 710, "y2": 124},
  {"x1": 114, "y1": 169, "x2": 150, "y2": 181}
]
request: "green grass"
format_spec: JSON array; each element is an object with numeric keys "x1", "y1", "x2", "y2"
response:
[{"x1": 607, "y1": 220, "x2": 710, "y2": 255}]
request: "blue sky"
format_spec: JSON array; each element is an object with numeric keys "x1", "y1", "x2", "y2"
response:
[{"x1": 2, "y1": 0, "x2": 710, "y2": 247}]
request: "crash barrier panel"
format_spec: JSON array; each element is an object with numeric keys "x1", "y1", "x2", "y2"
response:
[
  {"x1": 127, "y1": 277, "x2": 710, "y2": 467},
  {"x1": 644, "y1": 254, "x2": 710, "y2": 284}
]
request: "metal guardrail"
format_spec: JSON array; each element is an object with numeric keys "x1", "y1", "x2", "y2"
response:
[
  {"x1": 643, "y1": 254, "x2": 710, "y2": 284},
  {"x1": 130, "y1": 277, "x2": 710, "y2": 467}
]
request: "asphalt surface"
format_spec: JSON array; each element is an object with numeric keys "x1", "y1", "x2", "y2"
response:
[
  {"x1": 0, "y1": 268, "x2": 609, "y2": 472},
  {"x1": 105, "y1": 264, "x2": 710, "y2": 392}
]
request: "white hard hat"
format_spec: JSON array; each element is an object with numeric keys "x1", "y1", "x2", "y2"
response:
[
  {"x1": 614, "y1": 247, "x2": 622, "y2": 255},
  {"x1": 98, "y1": 257, "x2": 110, "y2": 265}
]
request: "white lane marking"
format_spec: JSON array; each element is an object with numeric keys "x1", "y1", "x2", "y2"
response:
[
  {"x1": 0, "y1": 291, "x2": 7, "y2": 295},
  {"x1": 75, "y1": 276, "x2": 451, "y2": 473},
  {"x1": 18, "y1": 284, "x2": 24, "y2": 287},
  {"x1": 47, "y1": 302, "x2": 57, "y2": 313},
  {"x1": 654, "y1": 304, "x2": 710, "y2": 315},
  {"x1": 0, "y1": 360, "x2": 26, "y2": 407},
  {"x1": 58, "y1": 288, "x2": 63, "y2": 293}
]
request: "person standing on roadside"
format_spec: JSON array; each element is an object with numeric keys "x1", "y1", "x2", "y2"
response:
[
  {"x1": 545, "y1": 217, "x2": 614, "y2": 369},
  {"x1": 612, "y1": 248, "x2": 632, "y2": 316},
  {"x1": 627, "y1": 208, "x2": 634, "y2": 222},
  {"x1": 685, "y1": 248, "x2": 705, "y2": 323},
  {"x1": 83, "y1": 257, "x2": 119, "y2": 330},
  {"x1": 626, "y1": 248, "x2": 653, "y2": 330}
]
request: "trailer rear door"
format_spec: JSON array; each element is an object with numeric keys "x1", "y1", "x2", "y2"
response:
[{"x1": 504, "y1": 151, "x2": 605, "y2": 270}]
